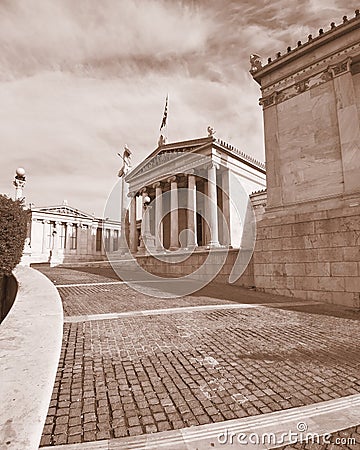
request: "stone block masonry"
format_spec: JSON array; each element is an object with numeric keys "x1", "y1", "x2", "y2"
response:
[
  {"x1": 253, "y1": 204, "x2": 360, "y2": 308},
  {"x1": 249, "y1": 10, "x2": 360, "y2": 308},
  {"x1": 137, "y1": 248, "x2": 255, "y2": 289}
]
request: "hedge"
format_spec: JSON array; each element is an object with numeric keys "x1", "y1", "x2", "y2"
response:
[{"x1": 0, "y1": 195, "x2": 28, "y2": 276}]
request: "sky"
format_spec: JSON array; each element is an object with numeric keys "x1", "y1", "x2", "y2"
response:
[{"x1": 0, "y1": 0, "x2": 357, "y2": 217}]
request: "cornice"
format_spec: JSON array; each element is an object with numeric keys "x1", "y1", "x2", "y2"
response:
[{"x1": 251, "y1": 9, "x2": 360, "y2": 84}]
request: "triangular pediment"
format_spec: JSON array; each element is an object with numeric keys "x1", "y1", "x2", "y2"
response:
[
  {"x1": 126, "y1": 137, "x2": 213, "y2": 182},
  {"x1": 32, "y1": 205, "x2": 94, "y2": 220}
]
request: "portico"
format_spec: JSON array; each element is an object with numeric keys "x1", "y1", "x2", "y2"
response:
[{"x1": 125, "y1": 133, "x2": 266, "y2": 254}]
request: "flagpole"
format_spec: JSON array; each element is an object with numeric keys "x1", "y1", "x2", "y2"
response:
[{"x1": 166, "y1": 93, "x2": 168, "y2": 143}]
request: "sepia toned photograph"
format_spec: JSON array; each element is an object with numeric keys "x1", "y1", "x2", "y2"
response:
[{"x1": 0, "y1": 1, "x2": 360, "y2": 449}]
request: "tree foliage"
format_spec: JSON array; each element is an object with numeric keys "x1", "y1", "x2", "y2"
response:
[{"x1": 0, "y1": 195, "x2": 28, "y2": 276}]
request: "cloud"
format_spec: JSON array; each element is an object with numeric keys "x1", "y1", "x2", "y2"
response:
[
  {"x1": 0, "y1": 0, "x2": 214, "y2": 80},
  {"x1": 0, "y1": 0, "x2": 357, "y2": 215}
]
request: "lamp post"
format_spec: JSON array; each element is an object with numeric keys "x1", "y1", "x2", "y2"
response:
[
  {"x1": 139, "y1": 194, "x2": 156, "y2": 254},
  {"x1": 117, "y1": 146, "x2": 132, "y2": 255},
  {"x1": 13, "y1": 167, "x2": 32, "y2": 266},
  {"x1": 13, "y1": 167, "x2": 26, "y2": 201}
]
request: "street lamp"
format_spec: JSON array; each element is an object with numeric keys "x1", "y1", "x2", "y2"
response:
[{"x1": 13, "y1": 167, "x2": 26, "y2": 201}]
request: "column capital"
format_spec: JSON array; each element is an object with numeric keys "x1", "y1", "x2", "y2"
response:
[
  {"x1": 167, "y1": 176, "x2": 177, "y2": 184},
  {"x1": 152, "y1": 181, "x2": 162, "y2": 189},
  {"x1": 206, "y1": 162, "x2": 220, "y2": 171},
  {"x1": 140, "y1": 187, "x2": 148, "y2": 194}
]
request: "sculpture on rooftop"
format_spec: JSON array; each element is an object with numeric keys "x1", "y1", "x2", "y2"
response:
[
  {"x1": 117, "y1": 145, "x2": 132, "y2": 178},
  {"x1": 207, "y1": 126, "x2": 216, "y2": 137},
  {"x1": 249, "y1": 54, "x2": 263, "y2": 73}
]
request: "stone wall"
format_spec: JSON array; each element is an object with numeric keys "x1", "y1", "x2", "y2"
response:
[
  {"x1": 137, "y1": 248, "x2": 254, "y2": 288},
  {"x1": 249, "y1": 12, "x2": 360, "y2": 308},
  {"x1": 253, "y1": 204, "x2": 360, "y2": 308}
]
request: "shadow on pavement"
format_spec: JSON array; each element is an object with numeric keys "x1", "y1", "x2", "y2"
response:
[{"x1": 47, "y1": 265, "x2": 360, "y2": 321}]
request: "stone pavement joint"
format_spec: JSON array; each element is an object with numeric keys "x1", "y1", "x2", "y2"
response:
[
  {"x1": 40, "y1": 394, "x2": 360, "y2": 449},
  {"x1": 37, "y1": 266, "x2": 360, "y2": 448},
  {"x1": 56, "y1": 281, "x2": 126, "y2": 288},
  {"x1": 40, "y1": 306, "x2": 360, "y2": 446},
  {"x1": 63, "y1": 301, "x2": 321, "y2": 323}
]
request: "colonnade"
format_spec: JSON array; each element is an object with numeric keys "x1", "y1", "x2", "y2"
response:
[{"x1": 128, "y1": 166, "x2": 230, "y2": 253}]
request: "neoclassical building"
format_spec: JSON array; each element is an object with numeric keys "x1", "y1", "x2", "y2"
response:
[
  {"x1": 124, "y1": 133, "x2": 266, "y2": 254},
  {"x1": 29, "y1": 203, "x2": 121, "y2": 265},
  {"x1": 248, "y1": 9, "x2": 360, "y2": 306}
]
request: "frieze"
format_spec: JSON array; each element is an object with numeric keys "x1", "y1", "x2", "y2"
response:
[
  {"x1": 329, "y1": 58, "x2": 351, "y2": 77},
  {"x1": 294, "y1": 79, "x2": 309, "y2": 94},
  {"x1": 262, "y1": 42, "x2": 360, "y2": 95},
  {"x1": 259, "y1": 62, "x2": 341, "y2": 109},
  {"x1": 259, "y1": 92, "x2": 278, "y2": 108}
]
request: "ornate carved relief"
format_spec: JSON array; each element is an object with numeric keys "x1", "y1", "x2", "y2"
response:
[
  {"x1": 262, "y1": 42, "x2": 360, "y2": 95},
  {"x1": 329, "y1": 58, "x2": 352, "y2": 77},
  {"x1": 294, "y1": 79, "x2": 309, "y2": 94},
  {"x1": 137, "y1": 150, "x2": 190, "y2": 175},
  {"x1": 259, "y1": 59, "x2": 351, "y2": 109},
  {"x1": 259, "y1": 92, "x2": 278, "y2": 107}
]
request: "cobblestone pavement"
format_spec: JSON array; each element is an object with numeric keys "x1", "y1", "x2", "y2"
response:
[
  {"x1": 57, "y1": 283, "x2": 240, "y2": 317},
  {"x1": 35, "y1": 265, "x2": 118, "y2": 285},
  {"x1": 37, "y1": 266, "x2": 360, "y2": 447},
  {"x1": 274, "y1": 425, "x2": 360, "y2": 449}
]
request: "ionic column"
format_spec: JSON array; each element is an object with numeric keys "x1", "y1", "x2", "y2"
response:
[
  {"x1": 42, "y1": 220, "x2": 49, "y2": 253},
  {"x1": 153, "y1": 182, "x2": 163, "y2": 250},
  {"x1": 129, "y1": 193, "x2": 137, "y2": 254},
  {"x1": 139, "y1": 189, "x2": 147, "y2": 250},
  {"x1": 53, "y1": 221, "x2": 61, "y2": 251},
  {"x1": 207, "y1": 163, "x2": 219, "y2": 247},
  {"x1": 168, "y1": 176, "x2": 179, "y2": 250},
  {"x1": 221, "y1": 169, "x2": 231, "y2": 246},
  {"x1": 187, "y1": 173, "x2": 197, "y2": 248}
]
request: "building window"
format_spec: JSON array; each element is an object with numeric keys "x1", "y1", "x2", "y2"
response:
[
  {"x1": 113, "y1": 229, "x2": 119, "y2": 251},
  {"x1": 59, "y1": 224, "x2": 67, "y2": 249},
  {"x1": 105, "y1": 229, "x2": 111, "y2": 252},
  {"x1": 96, "y1": 228, "x2": 102, "y2": 251},
  {"x1": 70, "y1": 225, "x2": 77, "y2": 250}
]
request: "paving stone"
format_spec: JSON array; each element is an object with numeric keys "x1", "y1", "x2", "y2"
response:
[
  {"x1": 145, "y1": 424, "x2": 157, "y2": 433},
  {"x1": 39, "y1": 266, "x2": 360, "y2": 447}
]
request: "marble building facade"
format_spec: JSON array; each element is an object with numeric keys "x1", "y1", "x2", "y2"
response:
[
  {"x1": 124, "y1": 134, "x2": 266, "y2": 255},
  {"x1": 250, "y1": 10, "x2": 360, "y2": 307},
  {"x1": 29, "y1": 204, "x2": 121, "y2": 265}
]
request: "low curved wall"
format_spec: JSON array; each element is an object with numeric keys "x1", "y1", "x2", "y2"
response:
[{"x1": 0, "y1": 266, "x2": 63, "y2": 450}]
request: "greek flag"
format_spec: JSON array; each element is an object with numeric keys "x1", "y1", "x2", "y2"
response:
[{"x1": 160, "y1": 95, "x2": 168, "y2": 131}]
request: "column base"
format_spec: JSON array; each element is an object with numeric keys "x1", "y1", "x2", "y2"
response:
[
  {"x1": 184, "y1": 244, "x2": 198, "y2": 251},
  {"x1": 205, "y1": 241, "x2": 221, "y2": 249}
]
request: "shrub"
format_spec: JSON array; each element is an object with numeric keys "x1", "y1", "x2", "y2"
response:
[{"x1": 0, "y1": 195, "x2": 28, "y2": 276}]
